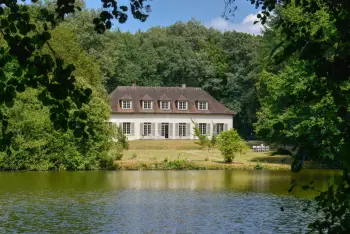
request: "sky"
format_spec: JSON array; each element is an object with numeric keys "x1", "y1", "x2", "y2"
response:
[{"x1": 85, "y1": 0, "x2": 262, "y2": 35}]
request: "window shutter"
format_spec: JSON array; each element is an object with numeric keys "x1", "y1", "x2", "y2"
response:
[
  {"x1": 158, "y1": 123, "x2": 161, "y2": 135},
  {"x1": 175, "y1": 123, "x2": 179, "y2": 137},
  {"x1": 169, "y1": 123, "x2": 173, "y2": 138},
  {"x1": 224, "y1": 123, "x2": 228, "y2": 131},
  {"x1": 206, "y1": 123, "x2": 211, "y2": 135},
  {"x1": 119, "y1": 122, "x2": 122, "y2": 129},
  {"x1": 140, "y1": 123, "x2": 144, "y2": 137},
  {"x1": 213, "y1": 124, "x2": 217, "y2": 136},
  {"x1": 130, "y1": 123, "x2": 135, "y2": 136},
  {"x1": 151, "y1": 123, "x2": 155, "y2": 136},
  {"x1": 186, "y1": 123, "x2": 190, "y2": 137}
]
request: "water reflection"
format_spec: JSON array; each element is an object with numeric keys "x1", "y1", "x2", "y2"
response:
[
  {"x1": 0, "y1": 170, "x2": 339, "y2": 233},
  {"x1": 0, "y1": 170, "x2": 339, "y2": 196}
]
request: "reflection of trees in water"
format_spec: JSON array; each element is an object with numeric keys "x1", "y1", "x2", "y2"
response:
[{"x1": 0, "y1": 171, "x2": 338, "y2": 197}]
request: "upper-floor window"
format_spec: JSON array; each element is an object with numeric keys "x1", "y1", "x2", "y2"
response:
[
  {"x1": 178, "y1": 101, "x2": 188, "y2": 110},
  {"x1": 143, "y1": 101, "x2": 152, "y2": 110},
  {"x1": 198, "y1": 101, "x2": 208, "y2": 110},
  {"x1": 122, "y1": 100, "x2": 132, "y2": 109},
  {"x1": 160, "y1": 101, "x2": 170, "y2": 110}
]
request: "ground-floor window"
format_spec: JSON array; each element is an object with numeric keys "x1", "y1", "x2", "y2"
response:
[
  {"x1": 216, "y1": 123, "x2": 224, "y2": 135},
  {"x1": 179, "y1": 123, "x2": 186, "y2": 137},
  {"x1": 122, "y1": 122, "x2": 131, "y2": 135},
  {"x1": 199, "y1": 123, "x2": 207, "y2": 135},
  {"x1": 143, "y1": 122, "x2": 151, "y2": 136},
  {"x1": 161, "y1": 123, "x2": 169, "y2": 137}
]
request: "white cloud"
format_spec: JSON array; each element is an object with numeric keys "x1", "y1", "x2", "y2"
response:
[{"x1": 207, "y1": 14, "x2": 263, "y2": 35}]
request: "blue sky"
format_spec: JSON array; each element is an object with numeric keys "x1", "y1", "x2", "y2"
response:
[{"x1": 85, "y1": 0, "x2": 262, "y2": 34}]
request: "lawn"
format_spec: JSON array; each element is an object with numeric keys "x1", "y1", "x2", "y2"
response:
[{"x1": 117, "y1": 140, "x2": 295, "y2": 170}]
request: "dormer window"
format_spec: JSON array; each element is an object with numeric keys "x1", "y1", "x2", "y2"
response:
[
  {"x1": 143, "y1": 101, "x2": 153, "y2": 110},
  {"x1": 160, "y1": 101, "x2": 170, "y2": 110},
  {"x1": 198, "y1": 101, "x2": 208, "y2": 110},
  {"x1": 178, "y1": 101, "x2": 188, "y2": 110},
  {"x1": 122, "y1": 100, "x2": 132, "y2": 109}
]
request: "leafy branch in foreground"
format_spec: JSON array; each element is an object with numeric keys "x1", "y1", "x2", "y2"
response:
[
  {"x1": 0, "y1": 0, "x2": 149, "y2": 154},
  {"x1": 243, "y1": 0, "x2": 350, "y2": 232}
]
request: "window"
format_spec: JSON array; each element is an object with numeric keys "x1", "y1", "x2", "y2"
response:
[
  {"x1": 199, "y1": 123, "x2": 207, "y2": 135},
  {"x1": 161, "y1": 123, "x2": 169, "y2": 137},
  {"x1": 143, "y1": 122, "x2": 151, "y2": 136},
  {"x1": 179, "y1": 123, "x2": 186, "y2": 137},
  {"x1": 178, "y1": 101, "x2": 188, "y2": 110},
  {"x1": 143, "y1": 101, "x2": 152, "y2": 110},
  {"x1": 122, "y1": 122, "x2": 131, "y2": 135},
  {"x1": 198, "y1": 101, "x2": 208, "y2": 110},
  {"x1": 122, "y1": 100, "x2": 132, "y2": 109},
  {"x1": 216, "y1": 123, "x2": 224, "y2": 135},
  {"x1": 160, "y1": 101, "x2": 170, "y2": 110}
]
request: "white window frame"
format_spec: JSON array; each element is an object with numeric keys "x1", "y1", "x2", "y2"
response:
[
  {"x1": 122, "y1": 100, "x2": 132, "y2": 109},
  {"x1": 160, "y1": 101, "x2": 170, "y2": 110},
  {"x1": 178, "y1": 101, "x2": 188, "y2": 110},
  {"x1": 122, "y1": 122, "x2": 131, "y2": 135},
  {"x1": 143, "y1": 122, "x2": 152, "y2": 136},
  {"x1": 216, "y1": 123, "x2": 224, "y2": 135},
  {"x1": 198, "y1": 101, "x2": 208, "y2": 110},
  {"x1": 143, "y1": 101, "x2": 153, "y2": 110},
  {"x1": 199, "y1": 123, "x2": 207, "y2": 135},
  {"x1": 179, "y1": 123, "x2": 186, "y2": 137}
]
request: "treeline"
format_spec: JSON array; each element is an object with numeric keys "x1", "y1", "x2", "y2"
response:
[
  {"x1": 0, "y1": 2, "x2": 262, "y2": 170},
  {"x1": 62, "y1": 9, "x2": 262, "y2": 138}
]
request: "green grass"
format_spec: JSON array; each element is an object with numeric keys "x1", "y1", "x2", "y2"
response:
[
  {"x1": 128, "y1": 140, "x2": 202, "y2": 150},
  {"x1": 113, "y1": 140, "x2": 300, "y2": 171}
]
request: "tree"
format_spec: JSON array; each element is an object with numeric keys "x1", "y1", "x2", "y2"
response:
[
  {"x1": 217, "y1": 129, "x2": 247, "y2": 163},
  {"x1": 0, "y1": 0, "x2": 150, "y2": 159},
  {"x1": 236, "y1": 0, "x2": 350, "y2": 232}
]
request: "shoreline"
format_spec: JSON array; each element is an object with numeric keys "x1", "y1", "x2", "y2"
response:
[{"x1": 113, "y1": 160, "x2": 324, "y2": 171}]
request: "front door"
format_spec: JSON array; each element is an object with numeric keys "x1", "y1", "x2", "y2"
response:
[{"x1": 162, "y1": 123, "x2": 169, "y2": 139}]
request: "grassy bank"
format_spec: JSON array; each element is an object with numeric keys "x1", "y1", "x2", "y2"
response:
[{"x1": 114, "y1": 140, "x2": 305, "y2": 171}]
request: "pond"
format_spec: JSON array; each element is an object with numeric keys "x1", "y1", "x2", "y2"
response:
[{"x1": 0, "y1": 170, "x2": 340, "y2": 233}]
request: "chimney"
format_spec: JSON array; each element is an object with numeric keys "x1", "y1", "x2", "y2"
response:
[
  {"x1": 181, "y1": 84, "x2": 186, "y2": 88},
  {"x1": 132, "y1": 82, "x2": 136, "y2": 87}
]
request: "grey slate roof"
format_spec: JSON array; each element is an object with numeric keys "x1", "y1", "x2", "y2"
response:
[{"x1": 109, "y1": 86, "x2": 235, "y2": 115}]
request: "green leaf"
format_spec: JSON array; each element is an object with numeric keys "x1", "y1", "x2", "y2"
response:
[{"x1": 73, "y1": 128, "x2": 84, "y2": 138}]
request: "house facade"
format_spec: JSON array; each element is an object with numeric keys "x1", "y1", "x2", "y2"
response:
[{"x1": 109, "y1": 84, "x2": 235, "y2": 140}]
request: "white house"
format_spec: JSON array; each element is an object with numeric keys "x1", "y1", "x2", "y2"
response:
[{"x1": 109, "y1": 84, "x2": 235, "y2": 140}]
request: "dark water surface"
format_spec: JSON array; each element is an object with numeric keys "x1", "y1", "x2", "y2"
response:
[{"x1": 0, "y1": 170, "x2": 340, "y2": 233}]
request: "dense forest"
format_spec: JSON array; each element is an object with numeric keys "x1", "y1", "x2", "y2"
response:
[
  {"x1": 0, "y1": 2, "x2": 262, "y2": 170},
  {"x1": 62, "y1": 10, "x2": 262, "y2": 139}
]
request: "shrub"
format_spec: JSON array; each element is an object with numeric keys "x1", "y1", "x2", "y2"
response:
[
  {"x1": 205, "y1": 157, "x2": 210, "y2": 161},
  {"x1": 98, "y1": 152, "x2": 117, "y2": 170},
  {"x1": 255, "y1": 161, "x2": 264, "y2": 170},
  {"x1": 217, "y1": 129, "x2": 248, "y2": 163},
  {"x1": 116, "y1": 126, "x2": 129, "y2": 150},
  {"x1": 109, "y1": 143, "x2": 124, "y2": 160},
  {"x1": 130, "y1": 152, "x2": 138, "y2": 160},
  {"x1": 191, "y1": 119, "x2": 216, "y2": 151},
  {"x1": 163, "y1": 157, "x2": 168, "y2": 163}
]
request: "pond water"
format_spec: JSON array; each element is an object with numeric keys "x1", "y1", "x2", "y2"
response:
[{"x1": 0, "y1": 170, "x2": 340, "y2": 233}]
